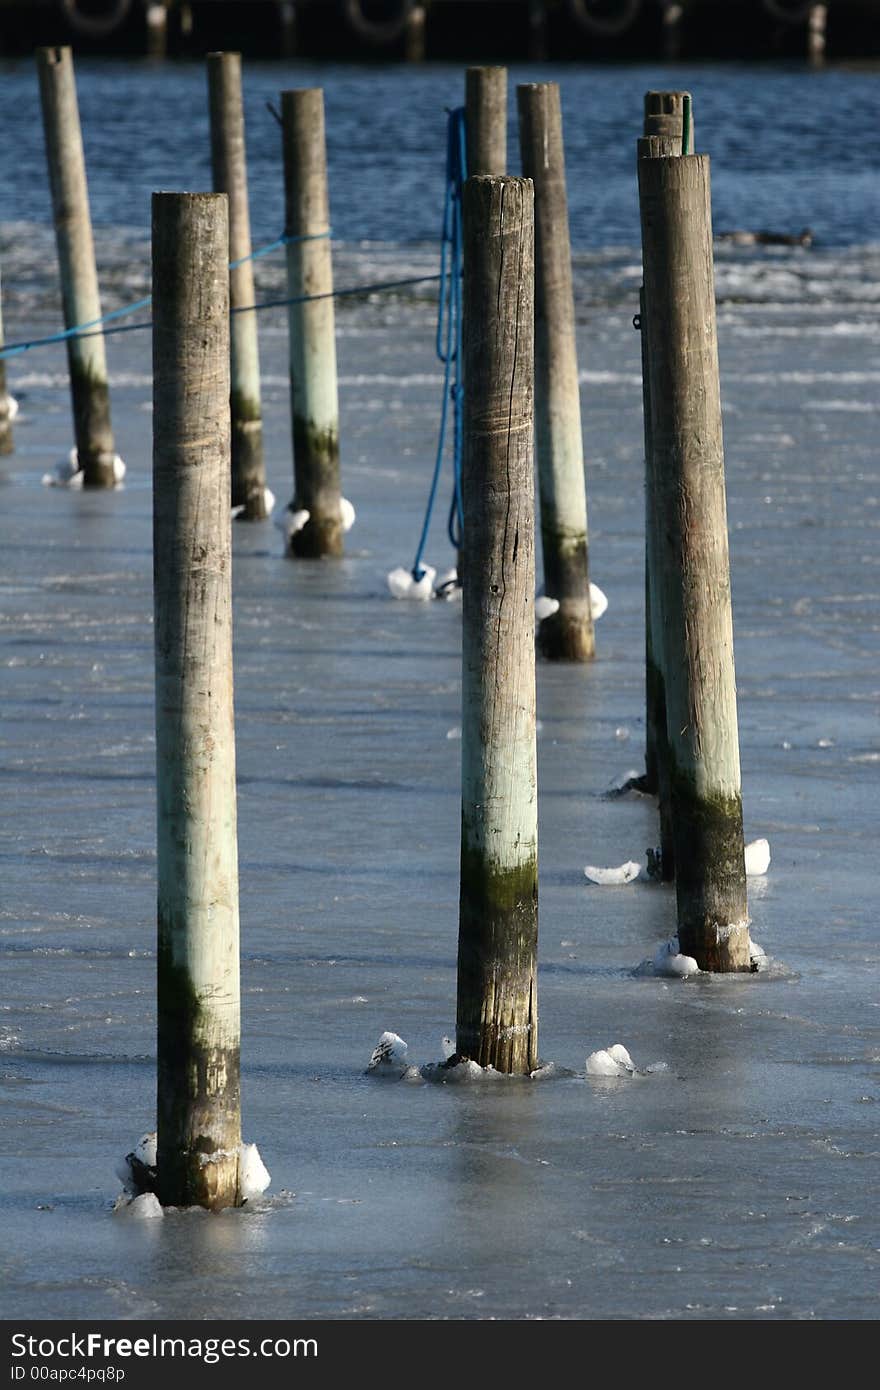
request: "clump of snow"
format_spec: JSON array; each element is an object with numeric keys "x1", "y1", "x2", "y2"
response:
[
  {"x1": 535, "y1": 584, "x2": 608, "y2": 622},
  {"x1": 434, "y1": 567, "x2": 461, "y2": 600},
  {"x1": 652, "y1": 937, "x2": 700, "y2": 978},
  {"x1": 116, "y1": 1131, "x2": 157, "y2": 1193},
  {"x1": 116, "y1": 1131, "x2": 269, "y2": 1203},
  {"x1": 589, "y1": 583, "x2": 608, "y2": 619},
  {"x1": 340, "y1": 497, "x2": 356, "y2": 532},
  {"x1": 272, "y1": 504, "x2": 310, "y2": 546},
  {"x1": 745, "y1": 837, "x2": 771, "y2": 876},
  {"x1": 113, "y1": 1191, "x2": 163, "y2": 1220},
  {"x1": 749, "y1": 938, "x2": 769, "y2": 972},
  {"x1": 231, "y1": 486, "x2": 276, "y2": 520},
  {"x1": 421, "y1": 1056, "x2": 499, "y2": 1083},
  {"x1": 535, "y1": 595, "x2": 560, "y2": 621},
  {"x1": 606, "y1": 768, "x2": 647, "y2": 796},
  {"x1": 387, "y1": 564, "x2": 436, "y2": 600},
  {"x1": 440, "y1": 1035, "x2": 456, "y2": 1060},
  {"x1": 584, "y1": 861, "x2": 641, "y2": 886},
  {"x1": 586, "y1": 1043, "x2": 636, "y2": 1078},
  {"x1": 239, "y1": 1142, "x2": 271, "y2": 1200},
  {"x1": 446, "y1": 725, "x2": 462, "y2": 740},
  {"x1": 43, "y1": 448, "x2": 126, "y2": 488},
  {"x1": 5, "y1": 395, "x2": 19, "y2": 421},
  {"x1": 366, "y1": 1030, "x2": 419, "y2": 1079}
]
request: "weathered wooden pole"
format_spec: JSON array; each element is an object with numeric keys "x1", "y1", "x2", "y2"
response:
[
  {"x1": 638, "y1": 154, "x2": 751, "y2": 971},
  {"x1": 208, "y1": 51, "x2": 268, "y2": 520},
  {"x1": 404, "y1": 3, "x2": 427, "y2": 61},
  {"x1": 637, "y1": 134, "x2": 680, "y2": 878},
  {"x1": 465, "y1": 67, "x2": 507, "y2": 175},
  {"x1": 144, "y1": 2, "x2": 169, "y2": 59},
  {"x1": 518, "y1": 82, "x2": 594, "y2": 662},
  {"x1": 0, "y1": 266, "x2": 14, "y2": 456},
  {"x1": 457, "y1": 175, "x2": 538, "y2": 1073},
  {"x1": 808, "y1": 4, "x2": 827, "y2": 65},
  {"x1": 281, "y1": 88, "x2": 343, "y2": 557},
  {"x1": 660, "y1": 1, "x2": 685, "y2": 60},
  {"x1": 643, "y1": 90, "x2": 693, "y2": 147},
  {"x1": 152, "y1": 192, "x2": 243, "y2": 1209},
  {"x1": 36, "y1": 47, "x2": 116, "y2": 487}
]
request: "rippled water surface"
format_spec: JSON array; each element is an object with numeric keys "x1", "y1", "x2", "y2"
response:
[{"x1": 1, "y1": 59, "x2": 879, "y2": 1321}]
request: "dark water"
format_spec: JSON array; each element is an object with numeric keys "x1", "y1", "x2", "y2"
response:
[
  {"x1": 1, "y1": 59, "x2": 879, "y2": 1322},
  {"x1": 0, "y1": 59, "x2": 878, "y2": 246}
]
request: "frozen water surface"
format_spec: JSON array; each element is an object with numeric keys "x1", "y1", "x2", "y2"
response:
[{"x1": 1, "y1": 61, "x2": 879, "y2": 1322}]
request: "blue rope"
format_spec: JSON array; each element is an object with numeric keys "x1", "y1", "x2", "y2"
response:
[
  {"x1": 0, "y1": 229, "x2": 331, "y2": 362},
  {"x1": 411, "y1": 106, "x2": 467, "y2": 584}
]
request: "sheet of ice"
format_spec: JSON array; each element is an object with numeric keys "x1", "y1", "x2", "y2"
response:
[
  {"x1": 745, "y1": 837, "x2": 771, "y2": 876},
  {"x1": 584, "y1": 861, "x2": 641, "y2": 886},
  {"x1": 387, "y1": 564, "x2": 435, "y2": 600}
]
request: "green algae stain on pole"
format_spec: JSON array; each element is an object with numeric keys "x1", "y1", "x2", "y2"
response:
[
  {"x1": 281, "y1": 88, "x2": 344, "y2": 558},
  {"x1": 457, "y1": 175, "x2": 539, "y2": 1074},
  {"x1": 36, "y1": 47, "x2": 116, "y2": 487},
  {"x1": 638, "y1": 153, "x2": 752, "y2": 972},
  {"x1": 518, "y1": 81, "x2": 594, "y2": 662},
  {"x1": 152, "y1": 192, "x2": 243, "y2": 1209},
  {"x1": 208, "y1": 51, "x2": 269, "y2": 521}
]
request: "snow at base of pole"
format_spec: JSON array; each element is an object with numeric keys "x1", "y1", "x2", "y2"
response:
[{"x1": 42, "y1": 449, "x2": 126, "y2": 488}]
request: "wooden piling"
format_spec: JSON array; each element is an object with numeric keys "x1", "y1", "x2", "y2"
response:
[
  {"x1": 465, "y1": 67, "x2": 507, "y2": 175},
  {"x1": 639, "y1": 130, "x2": 681, "y2": 878},
  {"x1": 36, "y1": 47, "x2": 116, "y2": 488},
  {"x1": 281, "y1": 88, "x2": 343, "y2": 558},
  {"x1": 0, "y1": 265, "x2": 14, "y2": 456},
  {"x1": 638, "y1": 154, "x2": 751, "y2": 971},
  {"x1": 518, "y1": 82, "x2": 594, "y2": 662},
  {"x1": 145, "y1": 3, "x2": 169, "y2": 59},
  {"x1": 808, "y1": 4, "x2": 827, "y2": 65},
  {"x1": 208, "y1": 52, "x2": 268, "y2": 520},
  {"x1": 405, "y1": 4, "x2": 427, "y2": 61},
  {"x1": 152, "y1": 192, "x2": 243, "y2": 1209},
  {"x1": 457, "y1": 175, "x2": 538, "y2": 1073},
  {"x1": 643, "y1": 90, "x2": 693, "y2": 147}
]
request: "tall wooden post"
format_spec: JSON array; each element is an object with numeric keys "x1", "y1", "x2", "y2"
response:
[
  {"x1": 144, "y1": 2, "x2": 169, "y2": 59},
  {"x1": 518, "y1": 82, "x2": 594, "y2": 662},
  {"x1": 281, "y1": 88, "x2": 343, "y2": 558},
  {"x1": 0, "y1": 265, "x2": 14, "y2": 456},
  {"x1": 404, "y1": 3, "x2": 427, "y2": 61},
  {"x1": 457, "y1": 175, "x2": 538, "y2": 1073},
  {"x1": 643, "y1": 90, "x2": 693, "y2": 147},
  {"x1": 638, "y1": 154, "x2": 751, "y2": 971},
  {"x1": 208, "y1": 52, "x2": 268, "y2": 520},
  {"x1": 808, "y1": 4, "x2": 827, "y2": 65},
  {"x1": 36, "y1": 47, "x2": 116, "y2": 487},
  {"x1": 152, "y1": 192, "x2": 242, "y2": 1209},
  {"x1": 465, "y1": 67, "x2": 507, "y2": 175},
  {"x1": 640, "y1": 128, "x2": 682, "y2": 879}
]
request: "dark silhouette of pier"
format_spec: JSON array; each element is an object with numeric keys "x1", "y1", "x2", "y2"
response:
[{"x1": 2, "y1": 1, "x2": 877, "y2": 63}]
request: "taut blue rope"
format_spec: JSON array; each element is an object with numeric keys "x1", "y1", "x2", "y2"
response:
[
  {"x1": 0, "y1": 229, "x2": 331, "y2": 362},
  {"x1": 411, "y1": 105, "x2": 467, "y2": 583}
]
